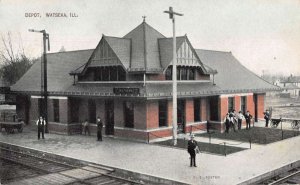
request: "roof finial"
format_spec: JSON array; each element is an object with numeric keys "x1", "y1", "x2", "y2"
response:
[{"x1": 142, "y1": 15, "x2": 146, "y2": 22}]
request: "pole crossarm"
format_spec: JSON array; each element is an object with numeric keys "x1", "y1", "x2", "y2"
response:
[
  {"x1": 163, "y1": 7, "x2": 183, "y2": 146},
  {"x1": 163, "y1": 7, "x2": 183, "y2": 19}
]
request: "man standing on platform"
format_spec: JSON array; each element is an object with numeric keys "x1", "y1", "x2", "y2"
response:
[
  {"x1": 187, "y1": 134, "x2": 199, "y2": 167},
  {"x1": 96, "y1": 116, "x2": 103, "y2": 141},
  {"x1": 264, "y1": 110, "x2": 270, "y2": 127},
  {"x1": 82, "y1": 119, "x2": 90, "y2": 136},
  {"x1": 237, "y1": 111, "x2": 244, "y2": 130},
  {"x1": 36, "y1": 116, "x2": 45, "y2": 139},
  {"x1": 245, "y1": 111, "x2": 253, "y2": 130}
]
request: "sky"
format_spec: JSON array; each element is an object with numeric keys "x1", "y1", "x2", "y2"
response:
[{"x1": 0, "y1": 0, "x2": 300, "y2": 76}]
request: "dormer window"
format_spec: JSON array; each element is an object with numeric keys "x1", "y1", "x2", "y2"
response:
[{"x1": 165, "y1": 66, "x2": 196, "y2": 80}]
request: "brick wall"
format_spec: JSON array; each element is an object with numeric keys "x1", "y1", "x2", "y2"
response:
[
  {"x1": 59, "y1": 99, "x2": 68, "y2": 123},
  {"x1": 48, "y1": 99, "x2": 54, "y2": 122},
  {"x1": 29, "y1": 98, "x2": 39, "y2": 125},
  {"x1": 247, "y1": 95, "x2": 255, "y2": 116},
  {"x1": 195, "y1": 70, "x2": 210, "y2": 80},
  {"x1": 200, "y1": 98, "x2": 207, "y2": 121},
  {"x1": 114, "y1": 128, "x2": 148, "y2": 141},
  {"x1": 185, "y1": 99, "x2": 194, "y2": 123},
  {"x1": 114, "y1": 100, "x2": 123, "y2": 127},
  {"x1": 147, "y1": 74, "x2": 165, "y2": 81},
  {"x1": 146, "y1": 101, "x2": 158, "y2": 129},
  {"x1": 135, "y1": 101, "x2": 146, "y2": 129},
  {"x1": 220, "y1": 97, "x2": 228, "y2": 121},
  {"x1": 78, "y1": 99, "x2": 88, "y2": 123},
  {"x1": 167, "y1": 100, "x2": 173, "y2": 127},
  {"x1": 235, "y1": 96, "x2": 241, "y2": 112},
  {"x1": 185, "y1": 123, "x2": 207, "y2": 133},
  {"x1": 256, "y1": 94, "x2": 265, "y2": 119},
  {"x1": 95, "y1": 99, "x2": 105, "y2": 123}
]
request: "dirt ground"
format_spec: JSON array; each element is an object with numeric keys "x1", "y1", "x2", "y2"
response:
[{"x1": 265, "y1": 95, "x2": 300, "y2": 118}]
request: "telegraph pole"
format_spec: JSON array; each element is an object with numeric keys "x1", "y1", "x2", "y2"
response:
[
  {"x1": 29, "y1": 29, "x2": 50, "y2": 133},
  {"x1": 164, "y1": 7, "x2": 183, "y2": 145}
]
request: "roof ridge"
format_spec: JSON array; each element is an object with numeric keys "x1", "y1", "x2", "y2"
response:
[
  {"x1": 158, "y1": 36, "x2": 186, "y2": 40},
  {"x1": 48, "y1": 49, "x2": 94, "y2": 55},
  {"x1": 195, "y1": 49, "x2": 231, "y2": 53},
  {"x1": 104, "y1": 35, "x2": 131, "y2": 40}
]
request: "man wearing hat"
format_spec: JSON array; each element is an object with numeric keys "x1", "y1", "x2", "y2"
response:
[
  {"x1": 187, "y1": 134, "x2": 199, "y2": 167},
  {"x1": 264, "y1": 110, "x2": 270, "y2": 127},
  {"x1": 36, "y1": 116, "x2": 45, "y2": 139}
]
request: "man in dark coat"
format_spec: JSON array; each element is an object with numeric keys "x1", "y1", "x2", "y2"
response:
[
  {"x1": 36, "y1": 116, "x2": 45, "y2": 139},
  {"x1": 244, "y1": 111, "x2": 253, "y2": 130},
  {"x1": 96, "y1": 116, "x2": 103, "y2": 141},
  {"x1": 223, "y1": 113, "x2": 230, "y2": 133},
  {"x1": 229, "y1": 110, "x2": 236, "y2": 132},
  {"x1": 264, "y1": 110, "x2": 270, "y2": 127},
  {"x1": 187, "y1": 134, "x2": 198, "y2": 167}
]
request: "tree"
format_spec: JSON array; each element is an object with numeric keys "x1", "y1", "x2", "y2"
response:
[{"x1": 0, "y1": 32, "x2": 34, "y2": 85}]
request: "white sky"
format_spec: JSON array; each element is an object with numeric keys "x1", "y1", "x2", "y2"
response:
[{"x1": 0, "y1": 0, "x2": 300, "y2": 76}]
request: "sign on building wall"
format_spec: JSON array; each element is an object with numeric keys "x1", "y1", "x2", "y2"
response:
[{"x1": 113, "y1": 88, "x2": 140, "y2": 95}]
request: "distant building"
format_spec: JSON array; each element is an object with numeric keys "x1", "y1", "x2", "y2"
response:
[
  {"x1": 279, "y1": 75, "x2": 300, "y2": 97},
  {"x1": 11, "y1": 21, "x2": 279, "y2": 141}
]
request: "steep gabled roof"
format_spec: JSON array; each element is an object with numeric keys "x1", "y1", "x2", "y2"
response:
[
  {"x1": 158, "y1": 36, "x2": 185, "y2": 69},
  {"x1": 80, "y1": 35, "x2": 129, "y2": 75},
  {"x1": 11, "y1": 49, "x2": 93, "y2": 92},
  {"x1": 195, "y1": 49, "x2": 280, "y2": 92},
  {"x1": 123, "y1": 21, "x2": 165, "y2": 72},
  {"x1": 158, "y1": 36, "x2": 208, "y2": 74},
  {"x1": 104, "y1": 36, "x2": 131, "y2": 69}
]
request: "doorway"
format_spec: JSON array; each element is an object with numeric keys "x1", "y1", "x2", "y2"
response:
[
  {"x1": 177, "y1": 99, "x2": 185, "y2": 134},
  {"x1": 105, "y1": 100, "x2": 114, "y2": 135},
  {"x1": 209, "y1": 96, "x2": 219, "y2": 121},
  {"x1": 254, "y1": 94, "x2": 258, "y2": 122}
]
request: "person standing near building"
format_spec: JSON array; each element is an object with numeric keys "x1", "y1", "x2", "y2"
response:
[
  {"x1": 36, "y1": 116, "x2": 45, "y2": 139},
  {"x1": 237, "y1": 111, "x2": 244, "y2": 130},
  {"x1": 223, "y1": 113, "x2": 230, "y2": 133},
  {"x1": 82, "y1": 119, "x2": 90, "y2": 136},
  {"x1": 187, "y1": 134, "x2": 199, "y2": 167},
  {"x1": 229, "y1": 110, "x2": 236, "y2": 132},
  {"x1": 96, "y1": 116, "x2": 103, "y2": 141},
  {"x1": 244, "y1": 111, "x2": 253, "y2": 130},
  {"x1": 264, "y1": 110, "x2": 270, "y2": 127}
]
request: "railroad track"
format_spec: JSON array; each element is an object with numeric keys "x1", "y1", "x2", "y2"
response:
[
  {"x1": 0, "y1": 146, "x2": 144, "y2": 185},
  {"x1": 258, "y1": 167, "x2": 300, "y2": 185}
]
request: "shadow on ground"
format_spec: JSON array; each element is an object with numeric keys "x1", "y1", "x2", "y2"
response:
[{"x1": 152, "y1": 139, "x2": 247, "y2": 156}]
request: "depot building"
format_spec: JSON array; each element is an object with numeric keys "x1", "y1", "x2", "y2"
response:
[{"x1": 11, "y1": 21, "x2": 279, "y2": 141}]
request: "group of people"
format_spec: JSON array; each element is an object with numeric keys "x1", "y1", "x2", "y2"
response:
[
  {"x1": 224, "y1": 109, "x2": 253, "y2": 133},
  {"x1": 82, "y1": 116, "x2": 103, "y2": 141},
  {"x1": 36, "y1": 116, "x2": 104, "y2": 141}
]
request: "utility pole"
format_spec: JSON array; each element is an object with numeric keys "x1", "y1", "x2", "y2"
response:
[
  {"x1": 164, "y1": 7, "x2": 183, "y2": 146},
  {"x1": 29, "y1": 29, "x2": 50, "y2": 133}
]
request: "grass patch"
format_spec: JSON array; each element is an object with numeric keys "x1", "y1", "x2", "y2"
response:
[
  {"x1": 153, "y1": 139, "x2": 246, "y2": 156},
  {"x1": 197, "y1": 127, "x2": 300, "y2": 144}
]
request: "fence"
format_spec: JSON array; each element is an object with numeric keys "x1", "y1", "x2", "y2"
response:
[{"x1": 147, "y1": 125, "x2": 252, "y2": 156}]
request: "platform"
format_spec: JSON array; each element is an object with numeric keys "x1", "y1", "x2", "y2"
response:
[{"x1": 0, "y1": 121, "x2": 299, "y2": 185}]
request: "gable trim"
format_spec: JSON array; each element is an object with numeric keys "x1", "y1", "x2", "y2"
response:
[{"x1": 80, "y1": 35, "x2": 128, "y2": 76}]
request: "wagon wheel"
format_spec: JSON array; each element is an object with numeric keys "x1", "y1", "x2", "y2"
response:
[
  {"x1": 5, "y1": 127, "x2": 14, "y2": 134},
  {"x1": 271, "y1": 120, "x2": 277, "y2": 128},
  {"x1": 18, "y1": 126, "x2": 23, "y2": 133},
  {"x1": 271, "y1": 120, "x2": 279, "y2": 128}
]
